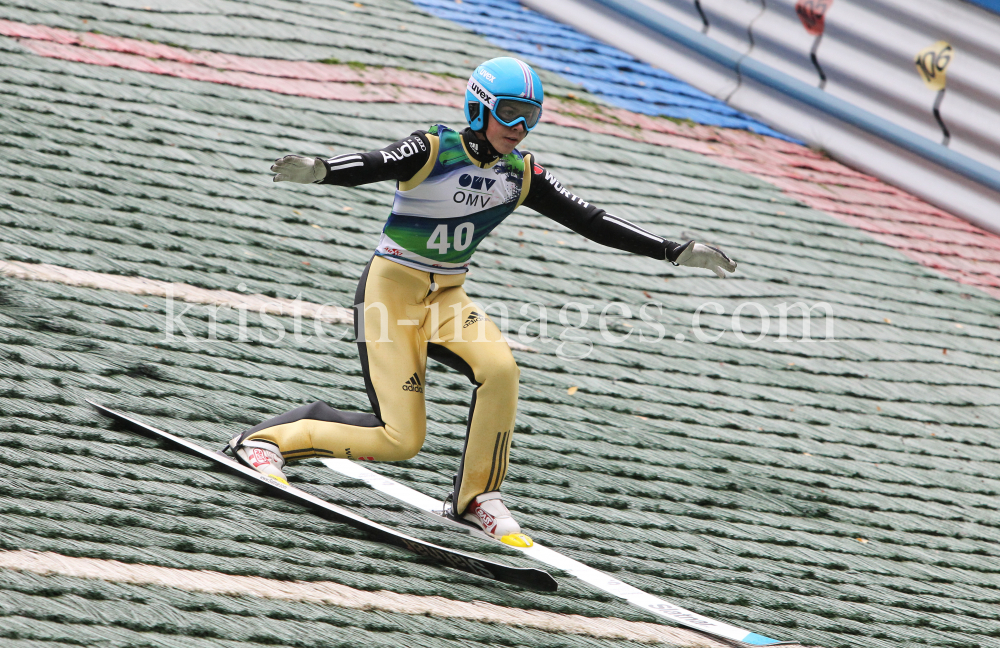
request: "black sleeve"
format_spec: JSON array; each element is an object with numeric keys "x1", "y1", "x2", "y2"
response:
[
  {"x1": 319, "y1": 131, "x2": 432, "y2": 186},
  {"x1": 521, "y1": 158, "x2": 684, "y2": 261}
]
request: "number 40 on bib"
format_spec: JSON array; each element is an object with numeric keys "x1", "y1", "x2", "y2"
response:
[{"x1": 428, "y1": 223, "x2": 475, "y2": 254}]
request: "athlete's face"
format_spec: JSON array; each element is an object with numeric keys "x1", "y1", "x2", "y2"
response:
[{"x1": 485, "y1": 116, "x2": 527, "y2": 154}]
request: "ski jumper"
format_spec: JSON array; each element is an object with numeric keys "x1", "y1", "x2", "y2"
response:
[{"x1": 242, "y1": 125, "x2": 687, "y2": 515}]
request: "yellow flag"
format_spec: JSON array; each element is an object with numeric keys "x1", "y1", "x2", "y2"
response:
[{"x1": 915, "y1": 41, "x2": 953, "y2": 91}]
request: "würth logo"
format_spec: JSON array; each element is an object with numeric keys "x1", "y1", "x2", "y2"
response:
[
  {"x1": 463, "y1": 311, "x2": 483, "y2": 328},
  {"x1": 402, "y1": 373, "x2": 423, "y2": 392}
]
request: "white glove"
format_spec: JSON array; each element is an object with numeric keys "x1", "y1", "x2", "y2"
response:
[
  {"x1": 270, "y1": 155, "x2": 326, "y2": 183},
  {"x1": 674, "y1": 241, "x2": 737, "y2": 278}
]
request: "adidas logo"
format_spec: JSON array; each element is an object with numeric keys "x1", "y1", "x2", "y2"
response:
[
  {"x1": 463, "y1": 311, "x2": 483, "y2": 328},
  {"x1": 402, "y1": 372, "x2": 423, "y2": 393}
]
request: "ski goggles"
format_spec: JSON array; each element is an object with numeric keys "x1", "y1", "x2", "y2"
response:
[{"x1": 491, "y1": 97, "x2": 543, "y2": 131}]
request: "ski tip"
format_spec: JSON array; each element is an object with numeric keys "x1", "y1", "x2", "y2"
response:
[
  {"x1": 87, "y1": 400, "x2": 127, "y2": 422},
  {"x1": 500, "y1": 533, "x2": 533, "y2": 548},
  {"x1": 87, "y1": 401, "x2": 130, "y2": 423},
  {"x1": 740, "y1": 633, "x2": 788, "y2": 646},
  {"x1": 539, "y1": 571, "x2": 559, "y2": 591}
]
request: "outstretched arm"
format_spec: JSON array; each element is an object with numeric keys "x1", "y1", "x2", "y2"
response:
[
  {"x1": 521, "y1": 159, "x2": 737, "y2": 278},
  {"x1": 270, "y1": 131, "x2": 433, "y2": 186}
]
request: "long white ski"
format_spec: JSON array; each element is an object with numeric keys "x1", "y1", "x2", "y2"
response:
[{"x1": 322, "y1": 458, "x2": 792, "y2": 647}]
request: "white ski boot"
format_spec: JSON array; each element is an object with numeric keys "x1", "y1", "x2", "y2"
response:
[
  {"x1": 463, "y1": 491, "x2": 532, "y2": 547},
  {"x1": 229, "y1": 436, "x2": 288, "y2": 485}
]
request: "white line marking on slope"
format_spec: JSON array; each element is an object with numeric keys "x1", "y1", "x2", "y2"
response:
[
  {"x1": 0, "y1": 259, "x2": 534, "y2": 351},
  {"x1": 0, "y1": 550, "x2": 731, "y2": 646}
]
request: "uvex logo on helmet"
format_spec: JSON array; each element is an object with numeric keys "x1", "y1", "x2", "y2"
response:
[{"x1": 467, "y1": 79, "x2": 497, "y2": 109}]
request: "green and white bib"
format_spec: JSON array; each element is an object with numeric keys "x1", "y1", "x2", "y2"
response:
[{"x1": 376, "y1": 124, "x2": 531, "y2": 274}]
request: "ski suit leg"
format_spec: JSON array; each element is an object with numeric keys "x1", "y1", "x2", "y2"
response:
[
  {"x1": 240, "y1": 256, "x2": 520, "y2": 515},
  {"x1": 240, "y1": 257, "x2": 430, "y2": 461},
  {"x1": 424, "y1": 287, "x2": 519, "y2": 516}
]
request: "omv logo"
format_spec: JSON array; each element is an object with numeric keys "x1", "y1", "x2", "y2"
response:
[{"x1": 459, "y1": 174, "x2": 497, "y2": 191}]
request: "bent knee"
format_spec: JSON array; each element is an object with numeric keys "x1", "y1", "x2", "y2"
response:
[
  {"x1": 390, "y1": 435, "x2": 424, "y2": 460},
  {"x1": 382, "y1": 424, "x2": 426, "y2": 460},
  {"x1": 481, "y1": 354, "x2": 520, "y2": 387}
]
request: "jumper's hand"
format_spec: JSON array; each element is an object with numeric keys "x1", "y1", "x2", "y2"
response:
[
  {"x1": 674, "y1": 241, "x2": 737, "y2": 278},
  {"x1": 271, "y1": 155, "x2": 326, "y2": 183}
]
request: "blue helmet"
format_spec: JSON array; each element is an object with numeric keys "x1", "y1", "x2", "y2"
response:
[{"x1": 465, "y1": 57, "x2": 544, "y2": 132}]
